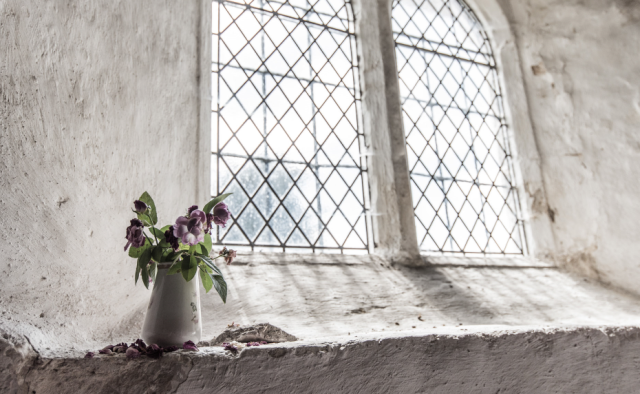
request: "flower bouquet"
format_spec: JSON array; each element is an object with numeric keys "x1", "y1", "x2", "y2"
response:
[{"x1": 124, "y1": 191, "x2": 234, "y2": 303}]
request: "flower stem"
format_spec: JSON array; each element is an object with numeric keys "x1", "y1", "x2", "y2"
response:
[{"x1": 145, "y1": 213, "x2": 159, "y2": 245}]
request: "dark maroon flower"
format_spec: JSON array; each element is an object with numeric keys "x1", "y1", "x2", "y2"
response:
[
  {"x1": 222, "y1": 343, "x2": 238, "y2": 354},
  {"x1": 126, "y1": 347, "x2": 140, "y2": 359},
  {"x1": 164, "y1": 226, "x2": 180, "y2": 252},
  {"x1": 212, "y1": 202, "x2": 230, "y2": 228},
  {"x1": 84, "y1": 352, "x2": 95, "y2": 359},
  {"x1": 124, "y1": 219, "x2": 145, "y2": 251},
  {"x1": 205, "y1": 213, "x2": 214, "y2": 234},
  {"x1": 183, "y1": 340, "x2": 198, "y2": 351},
  {"x1": 146, "y1": 344, "x2": 163, "y2": 359},
  {"x1": 134, "y1": 200, "x2": 148, "y2": 214},
  {"x1": 163, "y1": 346, "x2": 179, "y2": 353},
  {"x1": 187, "y1": 205, "x2": 199, "y2": 215},
  {"x1": 219, "y1": 247, "x2": 237, "y2": 265}
]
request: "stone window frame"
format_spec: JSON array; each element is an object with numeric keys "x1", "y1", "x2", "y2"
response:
[{"x1": 196, "y1": 0, "x2": 555, "y2": 265}]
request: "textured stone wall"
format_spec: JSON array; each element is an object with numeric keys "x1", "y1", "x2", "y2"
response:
[
  {"x1": 497, "y1": 0, "x2": 640, "y2": 294},
  {"x1": 12, "y1": 327, "x2": 640, "y2": 394},
  {"x1": 0, "y1": 0, "x2": 204, "y2": 348}
]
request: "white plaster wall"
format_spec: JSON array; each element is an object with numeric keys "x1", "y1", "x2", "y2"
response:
[
  {"x1": 495, "y1": 0, "x2": 640, "y2": 295},
  {"x1": 0, "y1": 0, "x2": 203, "y2": 347}
]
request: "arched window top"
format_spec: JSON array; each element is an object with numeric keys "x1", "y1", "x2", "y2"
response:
[
  {"x1": 392, "y1": 0, "x2": 527, "y2": 255},
  {"x1": 211, "y1": 0, "x2": 369, "y2": 253}
]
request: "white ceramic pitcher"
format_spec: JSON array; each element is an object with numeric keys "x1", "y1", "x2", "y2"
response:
[{"x1": 141, "y1": 265, "x2": 202, "y2": 347}]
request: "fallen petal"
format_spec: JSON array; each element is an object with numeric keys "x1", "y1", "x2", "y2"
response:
[
  {"x1": 183, "y1": 340, "x2": 199, "y2": 351},
  {"x1": 126, "y1": 347, "x2": 141, "y2": 359}
]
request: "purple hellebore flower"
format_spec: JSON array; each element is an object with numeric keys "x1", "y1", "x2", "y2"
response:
[
  {"x1": 124, "y1": 219, "x2": 145, "y2": 251},
  {"x1": 173, "y1": 209, "x2": 206, "y2": 246},
  {"x1": 84, "y1": 352, "x2": 95, "y2": 359},
  {"x1": 212, "y1": 202, "x2": 230, "y2": 228},
  {"x1": 146, "y1": 344, "x2": 163, "y2": 359},
  {"x1": 183, "y1": 340, "x2": 199, "y2": 351},
  {"x1": 125, "y1": 347, "x2": 141, "y2": 359},
  {"x1": 133, "y1": 200, "x2": 148, "y2": 214},
  {"x1": 99, "y1": 348, "x2": 113, "y2": 355},
  {"x1": 187, "y1": 205, "x2": 199, "y2": 215},
  {"x1": 164, "y1": 225, "x2": 180, "y2": 252}
]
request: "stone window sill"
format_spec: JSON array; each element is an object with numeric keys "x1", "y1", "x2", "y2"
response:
[{"x1": 5, "y1": 253, "x2": 640, "y2": 392}]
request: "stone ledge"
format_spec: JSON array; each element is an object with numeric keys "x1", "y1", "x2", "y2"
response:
[{"x1": 14, "y1": 326, "x2": 640, "y2": 393}]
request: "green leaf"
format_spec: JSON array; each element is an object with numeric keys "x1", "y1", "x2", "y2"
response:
[
  {"x1": 128, "y1": 238, "x2": 151, "y2": 258},
  {"x1": 181, "y1": 255, "x2": 197, "y2": 282},
  {"x1": 198, "y1": 242, "x2": 210, "y2": 256},
  {"x1": 149, "y1": 261, "x2": 157, "y2": 284},
  {"x1": 149, "y1": 227, "x2": 165, "y2": 241},
  {"x1": 135, "y1": 213, "x2": 153, "y2": 227},
  {"x1": 166, "y1": 251, "x2": 183, "y2": 262},
  {"x1": 151, "y1": 245, "x2": 163, "y2": 263},
  {"x1": 141, "y1": 263, "x2": 149, "y2": 289},
  {"x1": 160, "y1": 225, "x2": 172, "y2": 232},
  {"x1": 199, "y1": 267, "x2": 213, "y2": 293},
  {"x1": 204, "y1": 234, "x2": 212, "y2": 254},
  {"x1": 138, "y1": 248, "x2": 152, "y2": 270},
  {"x1": 167, "y1": 260, "x2": 181, "y2": 275},
  {"x1": 197, "y1": 256, "x2": 223, "y2": 276},
  {"x1": 202, "y1": 264, "x2": 214, "y2": 274},
  {"x1": 212, "y1": 275, "x2": 228, "y2": 303},
  {"x1": 138, "y1": 192, "x2": 158, "y2": 225},
  {"x1": 203, "y1": 193, "x2": 232, "y2": 214},
  {"x1": 135, "y1": 265, "x2": 141, "y2": 285}
]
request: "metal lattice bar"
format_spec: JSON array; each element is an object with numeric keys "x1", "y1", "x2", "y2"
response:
[
  {"x1": 392, "y1": 0, "x2": 527, "y2": 255},
  {"x1": 212, "y1": 0, "x2": 370, "y2": 253}
]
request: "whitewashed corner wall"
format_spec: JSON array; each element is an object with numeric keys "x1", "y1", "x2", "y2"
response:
[
  {"x1": 491, "y1": 0, "x2": 640, "y2": 295},
  {"x1": 0, "y1": 0, "x2": 207, "y2": 347}
]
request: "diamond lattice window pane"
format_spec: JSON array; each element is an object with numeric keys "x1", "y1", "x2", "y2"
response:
[
  {"x1": 393, "y1": 0, "x2": 527, "y2": 255},
  {"x1": 212, "y1": 0, "x2": 369, "y2": 253}
]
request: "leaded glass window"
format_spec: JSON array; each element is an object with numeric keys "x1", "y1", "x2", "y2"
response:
[
  {"x1": 212, "y1": 0, "x2": 370, "y2": 253},
  {"x1": 392, "y1": 0, "x2": 527, "y2": 254}
]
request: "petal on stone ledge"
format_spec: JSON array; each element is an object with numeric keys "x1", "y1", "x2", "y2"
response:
[{"x1": 183, "y1": 340, "x2": 198, "y2": 351}]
